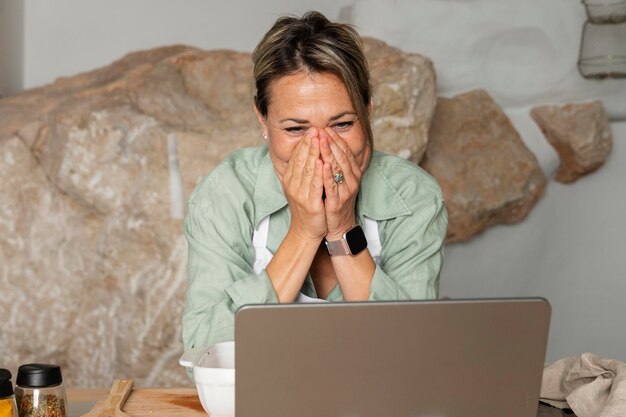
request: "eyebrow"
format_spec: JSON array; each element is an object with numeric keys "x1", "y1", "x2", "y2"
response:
[{"x1": 279, "y1": 111, "x2": 357, "y2": 124}]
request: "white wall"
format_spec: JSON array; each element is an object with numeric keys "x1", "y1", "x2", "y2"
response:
[
  {"x1": 0, "y1": 0, "x2": 24, "y2": 96},
  {"x1": 19, "y1": 0, "x2": 354, "y2": 91},
  {"x1": 345, "y1": 0, "x2": 626, "y2": 120}
]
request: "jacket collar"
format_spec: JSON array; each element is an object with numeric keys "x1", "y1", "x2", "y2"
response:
[
  {"x1": 253, "y1": 147, "x2": 288, "y2": 228},
  {"x1": 357, "y1": 151, "x2": 412, "y2": 221}
]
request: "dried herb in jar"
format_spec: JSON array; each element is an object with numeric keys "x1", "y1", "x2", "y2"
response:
[
  {"x1": 16, "y1": 394, "x2": 66, "y2": 417},
  {"x1": 15, "y1": 365, "x2": 67, "y2": 417}
]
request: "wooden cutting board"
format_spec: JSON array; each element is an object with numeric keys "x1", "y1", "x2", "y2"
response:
[
  {"x1": 83, "y1": 388, "x2": 207, "y2": 417},
  {"x1": 81, "y1": 387, "x2": 571, "y2": 417}
]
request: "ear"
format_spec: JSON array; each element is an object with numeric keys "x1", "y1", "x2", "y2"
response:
[{"x1": 254, "y1": 104, "x2": 269, "y2": 138}]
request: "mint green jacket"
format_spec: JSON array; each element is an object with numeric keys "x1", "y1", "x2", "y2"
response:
[{"x1": 183, "y1": 146, "x2": 447, "y2": 350}]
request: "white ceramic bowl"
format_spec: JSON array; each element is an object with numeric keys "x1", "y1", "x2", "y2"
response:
[{"x1": 179, "y1": 341, "x2": 235, "y2": 417}]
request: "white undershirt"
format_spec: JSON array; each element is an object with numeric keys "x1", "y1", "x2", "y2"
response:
[{"x1": 252, "y1": 215, "x2": 382, "y2": 302}]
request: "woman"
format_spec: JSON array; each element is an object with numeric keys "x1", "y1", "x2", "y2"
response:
[{"x1": 183, "y1": 11, "x2": 447, "y2": 351}]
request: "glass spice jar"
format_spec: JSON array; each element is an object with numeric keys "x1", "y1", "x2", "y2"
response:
[
  {"x1": 0, "y1": 369, "x2": 18, "y2": 417},
  {"x1": 15, "y1": 365, "x2": 67, "y2": 417}
]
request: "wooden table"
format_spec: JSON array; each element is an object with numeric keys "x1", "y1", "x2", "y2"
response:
[{"x1": 70, "y1": 387, "x2": 576, "y2": 417}]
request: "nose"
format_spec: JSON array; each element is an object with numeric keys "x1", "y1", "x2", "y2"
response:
[{"x1": 306, "y1": 127, "x2": 319, "y2": 138}]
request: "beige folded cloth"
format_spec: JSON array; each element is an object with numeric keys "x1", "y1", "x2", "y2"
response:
[{"x1": 540, "y1": 352, "x2": 626, "y2": 417}]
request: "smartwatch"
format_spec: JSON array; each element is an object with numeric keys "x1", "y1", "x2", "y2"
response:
[{"x1": 325, "y1": 225, "x2": 368, "y2": 256}]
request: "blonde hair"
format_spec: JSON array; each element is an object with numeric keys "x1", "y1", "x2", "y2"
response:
[{"x1": 252, "y1": 11, "x2": 373, "y2": 157}]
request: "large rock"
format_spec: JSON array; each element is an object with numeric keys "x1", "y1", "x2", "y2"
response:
[
  {"x1": 0, "y1": 135, "x2": 101, "y2": 377},
  {"x1": 0, "y1": 41, "x2": 436, "y2": 387},
  {"x1": 421, "y1": 90, "x2": 547, "y2": 243},
  {"x1": 363, "y1": 37, "x2": 437, "y2": 162},
  {"x1": 530, "y1": 101, "x2": 612, "y2": 183},
  {"x1": 0, "y1": 46, "x2": 220, "y2": 388}
]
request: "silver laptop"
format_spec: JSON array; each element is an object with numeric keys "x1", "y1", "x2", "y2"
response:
[{"x1": 235, "y1": 298, "x2": 551, "y2": 417}]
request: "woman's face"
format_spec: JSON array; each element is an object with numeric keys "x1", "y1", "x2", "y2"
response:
[{"x1": 256, "y1": 71, "x2": 370, "y2": 177}]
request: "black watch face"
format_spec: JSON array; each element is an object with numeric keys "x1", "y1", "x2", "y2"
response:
[{"x1": 346, "y1": 225, "x2": 368, "y2": 255}]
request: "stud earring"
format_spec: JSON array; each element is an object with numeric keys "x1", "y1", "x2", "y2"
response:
[{"x1": 262, "y1": 132, "x2": 268, "y2": 140}]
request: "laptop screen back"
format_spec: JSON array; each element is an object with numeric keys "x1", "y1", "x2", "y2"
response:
[{"x1": 235, "y1": 298, "x2": 551, "y2": 417}]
